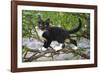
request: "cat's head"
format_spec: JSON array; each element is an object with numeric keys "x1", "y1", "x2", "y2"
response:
[{"x1": 38, "y1": 15, "x2": 50, "y2": 30}]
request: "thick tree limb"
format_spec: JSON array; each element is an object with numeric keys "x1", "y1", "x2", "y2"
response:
[{"x1": 24, "y1": 49, "x2": 56, "y2": 62}]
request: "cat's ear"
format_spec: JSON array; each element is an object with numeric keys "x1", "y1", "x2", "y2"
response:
[{"x1": 38, "y1": 15, "x2": 42, "y2": 22}]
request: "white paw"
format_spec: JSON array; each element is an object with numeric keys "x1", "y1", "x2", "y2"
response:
[{"x1": 41, "y1": 47, "x2": 47, "y2": 51}]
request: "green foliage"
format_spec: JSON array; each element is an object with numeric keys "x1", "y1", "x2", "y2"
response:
[{"x1": 22, "y1": 10, "x2": 90, "y2": 38}]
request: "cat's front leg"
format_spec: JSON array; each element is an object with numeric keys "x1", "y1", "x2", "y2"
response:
[{"x1": 43, "y1": 40, "x2": 52, "y2": 49}]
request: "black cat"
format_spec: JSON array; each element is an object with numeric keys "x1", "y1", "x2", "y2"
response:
[{"x1": 37, "y1": 15, "x2": 82, "y2": 49}]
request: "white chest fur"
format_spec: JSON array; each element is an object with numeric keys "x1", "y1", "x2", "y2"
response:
[{"x1": 35, "y1": 26, "x2": 44, "y2": 40}]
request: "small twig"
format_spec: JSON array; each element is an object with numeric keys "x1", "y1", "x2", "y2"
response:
[
  {"x1": 23, "y1": 50, "x2": 28, "y2": 59},
  {"x1": 51, "y1": 53, "x2": 54, "y2": 60},
  {"x1": 24, "y1": 52, "x2": 38, "y2": 62}
]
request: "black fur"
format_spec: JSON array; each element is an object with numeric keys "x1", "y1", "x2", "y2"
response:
[
  {"x1": 42, "y1": 27, "x2": 70, "y2": 48},
  {"x1": 68, "y1": 18, "x2": 81, "y2": 34},
  {"x1": 37, "y1": 16, "x2": 81, "y2": 49}
]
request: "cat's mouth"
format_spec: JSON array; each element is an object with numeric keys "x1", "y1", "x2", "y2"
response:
[
  {"x1": 39, "y1": 28, "x2": 47, "y2": 32},
  {"x1": 40, "y1": 27, "x2": 48, "y2": 31}
]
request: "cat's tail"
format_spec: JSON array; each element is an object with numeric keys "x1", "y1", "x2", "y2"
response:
[{"x1": 68, "y1": 18, "x2": 82, "y2": 34}]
